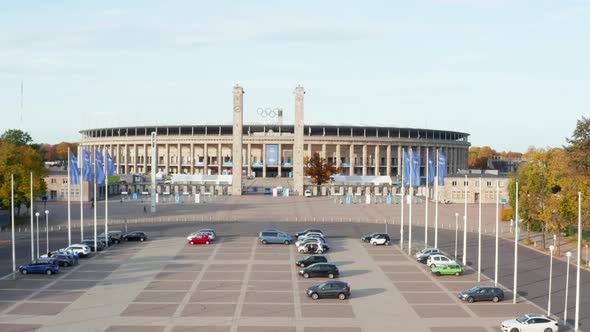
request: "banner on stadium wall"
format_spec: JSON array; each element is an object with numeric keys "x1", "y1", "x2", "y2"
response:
[{"x1": 266, "y1": 144, "x2": 278, "y2": 165}]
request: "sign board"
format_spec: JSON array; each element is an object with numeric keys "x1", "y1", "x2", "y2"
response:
[
  {"x1": 346, "y1": 194, "x2": 352, "y2": 204},
  {"x1": 365, "y1": 194, "x2": 371, "y2": 205},
  {"x1": 121, "y1": 191, "x2": 128, "y2": 195},
  {"x1": 272, "y1": 188, "x2": 278, "y2": 197},
  {"x1": 175, "y1": 193, "x2": 180, "y2": 203},
  {"x1": 500, "y1": 198, "x2": 507, "y2": 204},
  {"x1": 386, "y1": 194, "x2": 392, "y2": 204},
  {"x1": 266, "y1": 144, "x2": 279, "y2": 165},
  {"x1": 132, "y1": 193, "x2": 138, "y2": 202},
  {"x1": 283, "y1": 188, "x2": 289, "y2": 197},
  {"x1": 155, "y1": 193, "x2": 159, "y2": 203},
  {"x1": 195, "y1": 193, "x2": 201, "y2": 203}
]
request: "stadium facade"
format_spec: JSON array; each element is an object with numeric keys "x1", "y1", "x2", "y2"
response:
[{"x1": 79, "y1": 85, "x2": 470, "y2": 195}]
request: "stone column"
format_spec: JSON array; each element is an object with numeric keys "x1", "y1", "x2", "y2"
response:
[
  {"x1": 231, "y1": 85, "x2": 244, "y2": 195},
  {"x1": 165, "y1": 143, "x2": 170, "y2": 174},
  {"x1": 143, "y1": 144, "x2": 147, "y2": 174},
  {"x1": 278, "y1": 143, "x2": 282, "y2": 177},
  {"x1": 262, "y1": 143, "x2": 267, "y2": 178},
  {"x1": 321, "y1": 144, "x2": 326, "y2": 160},
  {"x1": 293, "y1": 86, "x2": 305, "y2": 195},
  {"x1": 386, "y1": 145, "x2": 391, "y2": 177},
  {"x1": 190, "y1": 143, "x2": 194, "y2": 175},
  {"x1": 374, "y1": 145, "x2": 380, "y2": 176},
  {"x1": 204, "y1": 143, "x2": 208, "y2": 175},
  {"x1": 349, "y1": 144, "x2": 354, "y2": 176},
  {"x1": 177, "y1": 143, "x2": 181, "y2": 174},
  {"x1": 397, "y1": 145, "x2": 402, "y2": 176},
  {"x1": 362, "y1": 144, "x2": 367, "y2": 176},
  {"x1": 247, "y1": 143, "x2": 252, "y2": 176},
  {"x1": 218, "y1": 143, "x2": 222, "y2": 175},
  {"x1": 335, "y1": 144, "x2": 341, "y2": 168}
]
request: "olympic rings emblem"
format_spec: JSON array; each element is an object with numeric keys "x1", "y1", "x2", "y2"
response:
[{"x1": 256, "y1": 107, "x2": 279, "y2": 118}]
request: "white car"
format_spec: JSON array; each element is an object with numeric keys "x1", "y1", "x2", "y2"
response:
[
  {"x1": 296, "y1": 237, "x2": 326, "y2": 249},
  {"x1": 369, "y1": 234, "x2": 391, "y2": 246},
  {"x1": 296, "y1": 234, "x2": 325, "y2": 247},
  {"x1": 297, "y1": 232, "x2": 324, "y2": 241},
  {"x1": 187, "y1": 229, "x2": 216, "y2": 241},
  {"x1": 501, "y1": 313, "x2": 559, "y2": 332},
  {"x1": 415, "y1": 247, "x2": 442, "y2": 259},
  {"x1": 427, "y1": 254, "x2": 455, "y2": 267},
  {"x1": 65, "y1": 244, "x2": 91, "y2": 258},
  {"x1": 304, "y1": 189, "x2": 312, "y2": 197}
]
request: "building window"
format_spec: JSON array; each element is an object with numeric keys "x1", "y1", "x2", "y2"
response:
[
  {"x1": 451, "y1": 181, "x2": 457, "y2": 187},
  {"x1": 63, "y1": 178, "x2": 68, "y2": 184},
  {"x1": 487, "y1": 181, "x2": 492, "y2": 187},
  {"x1": 499, "y1": 181, "x2": 505, "y2": 188},
  {"x1": 51, "y1": 178, "x2": 56, "y2": 184},
  {"x1": 464, "y1": 181, "x2": 469, "y2": 186}
]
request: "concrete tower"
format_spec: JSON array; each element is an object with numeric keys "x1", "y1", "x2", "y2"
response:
[
  {"x1": 293, "y1": 85, "x2": 305, "y2": 195},
  {"x1": 231, "y1": 85, "x2": 244, "y2": 196}
]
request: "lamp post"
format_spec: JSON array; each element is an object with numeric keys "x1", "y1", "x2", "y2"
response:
[
  {"x1": 35, "y1": 212, "x2": 40, "y2": 258},
  {"x1": 564, "y1": 251, "x2": 572, "y2": 324},
  {"x1": 454, "y1": 212, "x2": 459, "y2": 261},
  {"x1": 585, "y1": 244, "x2": 588, "y2": 267},
  {"x1": 513, "y1": 182, "x2": 519, "y2": 304},
  {"x1": 548, "y1": 245, "x2": 555, "y2": 316},
  {"x1": 462, "y1": 215, "x2": 467, "y2": 266},
  {"x1": 45, "y1": 210, "x2": 49, "y2": 254}
]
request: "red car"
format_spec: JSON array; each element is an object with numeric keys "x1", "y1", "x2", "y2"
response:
[{"x1": 188, "y1": 234, "x2": 210, "y2": 245}]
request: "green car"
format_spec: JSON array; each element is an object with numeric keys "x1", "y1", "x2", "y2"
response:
[{"x1": 431, "y1": 263, "x2": 463, "y2": 276}]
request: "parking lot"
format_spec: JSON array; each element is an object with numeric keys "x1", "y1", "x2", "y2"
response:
[{"x1": 0, "y1": 223, "x2": 545, "y2": 332}]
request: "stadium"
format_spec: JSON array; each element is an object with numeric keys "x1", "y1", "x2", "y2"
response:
[{"x1": 78, "y1": 86, "x2": 470, "y2": 196}]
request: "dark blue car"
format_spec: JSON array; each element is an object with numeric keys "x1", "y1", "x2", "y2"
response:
[{"x1": 19, "y1": 258, "x2": 60, "y2": 275}]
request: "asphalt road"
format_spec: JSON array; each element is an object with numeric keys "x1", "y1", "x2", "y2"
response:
[{"x1": 0, "y1": 219, "x2": 588, "y2": 331}]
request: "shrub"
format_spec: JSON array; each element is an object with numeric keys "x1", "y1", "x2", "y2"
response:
[{"x1": 501, "y1": 208, "x2": 513, "y2": 222}]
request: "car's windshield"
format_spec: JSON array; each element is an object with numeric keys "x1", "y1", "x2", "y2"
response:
[{"x1": 516, "y1": 315, "x2": 528, "y2": 323}]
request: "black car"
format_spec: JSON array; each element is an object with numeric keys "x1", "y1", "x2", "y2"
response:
[
  {"x1": 458, "y1": 286, "x2": 504, "y2": 303},
  {"x1": 50, "y1": 253, "x2": 76, "y2": 267},
  {"x1": 124, "y1": 231, "x2": 147, "y2": 242},
  {"x1": 295, "y1": 228, "x2": 324, "y2": 238},
  {"x1": 307, "y1": 281, "x2": 350, "y2": 300},
  {"x1": 299, "y1": 263, "x2": 339, "y2": 279},
  {"x1": 361, "y1": 233, "x2": 378, "y2": 242},
  {"x1": 416, "y1": 252, "x2": 436, "y2": 264},
  {"x1": 296, "y1": 255, "x2": 328, "y2": 268},
  {"x1": 80, "y1": 239, "x2": 105, "y2": 251}
]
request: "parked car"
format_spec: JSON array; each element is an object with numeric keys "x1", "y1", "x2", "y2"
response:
[
  {"x1": 304, "y1": 189, "x2": 312, "y2": 197},
  {"x1": 123, "y1": 231, "x2": 148, "y2": 242},
  {"x1": 258, "y1": 229, "x2": 292, "y2": 245},
  {"x1": 296, "y1": 234, "x2": 325, "y2": 247},
  {"x1": 296, "y1": 237, "x2": 327, "y2": 248},
  {"x1": 501, "y1": 313, "x2": 559, "y2": 332},
  {"x1": 415, "y1": 247, "x2": 442, "y2": 259},
  {"x1": 297, "y1": 232, "x2": 324, "y2": 241},
  {"x1": 65, "y1": 244, "x2": 91, "y2": 258},
  {"x1": 459, "y1": 286, "x2": 504, "y2": 303},
  {"x1": 296, "y1": 255, "x2": 328, "y2": 268},
  {"x1": 307, "y1": 281, "x2": 351, "y2": 300},
  {"x1": 298, "y1": 242, "x2": 324, "y2": 254},
  {"x1": 299, "y1": 263, "x2": 339, "y2": 279},
  {"x1": 263, "y1": 187, "x2": 272, "y2": 194},
  {"x1": 369, "y1": 234, "x2": 391, "y2": 246},
  {"x1": 80, "y1": 239, "x2": 105, "y2": 251},
  {"x1": 416, "y1": 252, "x2": 436, "y2": 264},
  {"x1": 41, "y1": 253, "x2": 75, "y2": 267},
  {"x1": 361, "y1": 233, "x2": 379, "y2": 242},
  {"x1": 188, "y1": 233, "x2": 210, "y2": 245},
  {"x1": 295, "y1": 228, "x2": 324, "y2": 238},
  {"x1": 431, "y1": 263, "x2": 463, "y2": 276},
  {"x1": 98, "y1": 230, "x2": 123, "y2": 244},
  {"x1": 19, "y1": 258, "x2": 59, "y2": 275},
  {"x1": 53, "y1": 249, "x2": 80, "y2": 264},
  {"x1": 196, "y1": 229, "x2": 216, "y2": 241},
  {"x1": 427, "y1": 254, "x2": 455, "y2": 267}
]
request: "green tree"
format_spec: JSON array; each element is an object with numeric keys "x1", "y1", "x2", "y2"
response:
[
  {"x1": 304, "y1": 152, "x2": 339, "y2": 186},
  {"x1": 565, "y1": 116, "x2": 590, "y2": 175},
  {"x1": 0, "y1": 141, "x2": 47, "y2": 216},
  {"x1": 0, "y1": 129, "x2": 33, "y2": 146}
]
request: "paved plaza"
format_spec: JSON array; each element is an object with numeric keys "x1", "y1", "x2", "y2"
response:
[{"x1": 0, "y1": 227, "x2": 543, "y2": 332}]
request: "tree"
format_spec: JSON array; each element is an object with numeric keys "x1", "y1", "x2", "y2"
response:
[
  {"x1": 0, "y1": 129, "x2": 33, "y2": 146},
  {"x1": 468, "y1": 146, "x2": 495, "y2": 170},
  {"x1": 0, "y1": 141, "x2": 47, "y2": 215},
  {"x1": 304, "y1": 153, "x2": 339, "y2": 186},
  {"x1": 565, "y1": 116, "x2": 590, "y2": 176}
]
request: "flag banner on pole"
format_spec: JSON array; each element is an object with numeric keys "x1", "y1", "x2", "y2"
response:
[
  {"x1": 403, "y1": 151, "x2": 411, "y2": 186},
  {"x1": 428, "y1": 154, "x2": 435, "y2": 185},
  {"x1": 95, "y1": 150, "x2": 105, "y2": 185},
  {"x1": 82, "y1": 149, "x2": 92, "y2": 181},
  {"x1": 412, "y1": 151, "x2": 421, "y2": 186},
  {"x1": 106, "y1": 151, "x2": 116, "y2": 176},
  {"x1": 69, "y1": 148, "x2": 80, "y2": 185},
  {"x1": 438, "y1": 152, "x2": 447, "y2": 186}
]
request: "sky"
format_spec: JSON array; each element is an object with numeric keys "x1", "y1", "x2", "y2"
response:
[{"x1": 0, "y1": 0, "x2": 588, "y2": 152}]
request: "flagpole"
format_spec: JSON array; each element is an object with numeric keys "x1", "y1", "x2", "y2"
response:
[
  {"x1": 105, "y1": 148, "x2": 109, "y2": 248},
  {"x1": 11, "y1": 174, "x2": 16, "y2": 276},
  {"x1": 80, "y1": 146, "x2": 84, "y2": 242},
  {"x1": 424, "y1": 148, "x2": 429, "y2": 247},
  {"x1": 400, "y1": 149, "x2": 405, "y2": 250},
  {"x1": 574, "y1": 191, "x2": 581, "y2": 332},
  {"x1": 477, "y1": 176, "x2": 482, "y2": 282},
  {"x1": 93, "y1": 149, "x2": 98, "y2": 252},
  {"x1": 434, "y1": 149, "x2": 439, "y2": 248},
  {"x1": 30, "y1": 172, "x2": 34, "y2": 260},
  {"x1": 494, "y1": 179, "x2": 499, "y2": 286},
  {"x1": 67, "y1": 149, "x2": 72, "y2": 246},
  {"x1": 409, "y1": 149, "x2": 413, "y2": 255}
]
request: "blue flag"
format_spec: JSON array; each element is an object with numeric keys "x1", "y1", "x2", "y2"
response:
[
  {"x1": 403, "y1": 151, "x2": 411, "y2": 186},
  {"x1": 412, "y1": 151, "x2": 421, "y2": 186},
  {"x1": 106, "y1": 151, "x2": 116, "y2": 176},
  {"x1": 82, "y1": 149, "x2": 92, "y2": 182},
  {"x1": 95, "y1": 150, "x2": 105, "y2": 185},
  {"x1": 69, "y1": 148, "x2": 80, "y2": 185},
  {"x1": 438, "y1": 152, "x2": 447, "y2": 186},
  {"x1": 427, "y1": 154, "x2": 435, "y2": 185}
]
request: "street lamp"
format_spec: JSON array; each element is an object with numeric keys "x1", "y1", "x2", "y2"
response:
[
  {"x1": 463, "y1": 215, "x2": 467, "y2": 266},
  {"x1": 45, "y1": 210, "x2": 49, "y2": 255},
  {"x1": 565, "y1": 251, "x2": 572, "y2": 324},
  {"x1": 454, "y1": 212, "x2": 459, "y2": 261},
  {"x1": 35, "y1": 212, "x2": 40, "y2": 258},
  {"x1": 548, "y1": 245, "x2": 555, "y2": 316}
]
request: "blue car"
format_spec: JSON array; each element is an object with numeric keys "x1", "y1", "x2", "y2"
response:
[
  {"x1": 19, "y1": 258, "x2": 60, "y2": 275},
  {"x1": 259, "y1": 229, "x2": 293, "y2": 244}
]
